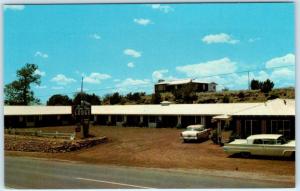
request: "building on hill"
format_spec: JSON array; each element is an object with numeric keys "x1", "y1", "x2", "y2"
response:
[{"x1": 154, "y1": 79, "x2": 217, "y2": 94}]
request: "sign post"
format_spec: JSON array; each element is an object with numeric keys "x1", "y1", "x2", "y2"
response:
[{"x1": 72, "y1": 100, "x2": 91, "y2": 139}]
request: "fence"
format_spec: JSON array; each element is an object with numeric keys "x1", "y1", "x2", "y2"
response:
[{"x1": 5, "y1": 129, "x2": 75, "y2": 140}]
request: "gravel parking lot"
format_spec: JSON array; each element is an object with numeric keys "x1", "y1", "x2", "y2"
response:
[{"x1": 5, "y1": 125, "x2": 295, "y2": 178}]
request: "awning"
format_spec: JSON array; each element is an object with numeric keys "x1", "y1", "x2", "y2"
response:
[{"x1": 212, "y1": 114, "x2": 232, "y2": 122}]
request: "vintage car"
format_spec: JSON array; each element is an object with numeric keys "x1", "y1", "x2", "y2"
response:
[
  {"x1": 180, "y1": 124, "x2": 211, "y2": 142},
  {"x1": 223, "y1": 134, "x2": 295, "y2": 158}
]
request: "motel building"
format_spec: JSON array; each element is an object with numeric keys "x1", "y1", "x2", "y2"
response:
[{"x1": 4, "y1": 98, "x2": 295, "y2": 139}]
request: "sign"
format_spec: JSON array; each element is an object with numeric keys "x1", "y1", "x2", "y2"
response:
[{"x1": 72, "y1": 100, "x2": 91, "y2": 138}]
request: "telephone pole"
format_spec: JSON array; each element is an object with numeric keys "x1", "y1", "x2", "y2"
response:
[{"x1": 248, "y1": 71, "x2": 250, "y2": 90}]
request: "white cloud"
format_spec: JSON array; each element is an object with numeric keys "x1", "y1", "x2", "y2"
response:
[
  {"x1": 76, "y1": 88, "x2": 89, "y2": 92},
  {"x1": 124, "y1": 49, "x2": 141, "y2": 58},
  {"x1": 176, "y1": 57, "x2": 237, "y2": 78},
  {"x1": 152, "y1": 69, "x2": 169, "y2": 81},
  {"x1": 90, "y1": 33, "x2": 101, "y2": 40},
  {"x1": 202, "y1": 33, "x2": 239, "y2": 44},
  {"x1": 134, "y1": 18, "x2": 152, "y2": 26},
  {"x1": 271, "y1": 68, "x2": 295, "y2": 81},
  {"x1": 51, "y1": 86, "x2": 64, "y2": 90},
  {"x1": 116, "y1": 78, "x2": 150, "y2": 87},
  {"x1": 83, "y1": 72, "x2": 111, "y2": 84},
  {"x1": 34, "y1": 69, "x2": 46, "y2": 76},
  {"x1": 115, "y1": 78, "x2": 151, "y2": 93},
  {"x1": 265, "y1": 53, "x2": 295, "y2": 68},
  {"x1": 4, "y1": 5, "x2": 25, "y2": 11},
  {"x1": 51, "y1": 74, "x2": 76, "y2": 85},
  {"x1": 150, "y1": 4, "x2": 173, "y2": 13},
  {"x1": 35, "y1": 51, "x2": 48, "y2": 58},
  {"x1": 248, "y1": 37, "x2": 260, "y2": 43},
  {"x1": 127, "y1": 62, "x2": 135, "y2": 68},
  {"x1": 35, "y1": 85, "x2": 47, "y2": 89}
]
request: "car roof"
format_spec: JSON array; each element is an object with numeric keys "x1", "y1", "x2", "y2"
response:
[{"x1": 247, "y1": 134, "x2": 282, "y2": 140}]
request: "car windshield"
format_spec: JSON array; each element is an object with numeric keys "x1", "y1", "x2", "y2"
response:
[{"x1": 187, "y1": 127, "x2": 203, "y2": 131}]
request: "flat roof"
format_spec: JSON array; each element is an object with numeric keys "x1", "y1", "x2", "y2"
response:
[
  {"x1": 92, "y1": 102, "x2": 261, "y2": 116},
  {"x1": 4, "y1": 106, "x2": 72, "y2": 116},
  {"x1": 4, "y1": 99, "x2": 294, "y2": 117},
  {"x1": 232, "y1": 99, "x2": 295, "y2": 116}
]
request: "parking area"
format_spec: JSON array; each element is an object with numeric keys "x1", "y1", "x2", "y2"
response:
[{"x1": 5, "y1": 125, "x2": 295, "y2": 177}]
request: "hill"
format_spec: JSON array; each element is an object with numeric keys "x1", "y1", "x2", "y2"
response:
[{"x1": 101, "y1": 87, "x2": 295, "y2": 105}]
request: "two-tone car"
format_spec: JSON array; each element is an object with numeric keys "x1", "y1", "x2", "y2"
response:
[
  {"x1": 180, "y1": 124, "x2": 211, "y2": 143},
  {"x1": 223, "y1": 134, "x2": 295, "y2": 158}
]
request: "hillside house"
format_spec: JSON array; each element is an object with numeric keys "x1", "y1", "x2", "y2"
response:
[{"x1": 154, "y1": 79, "x2": 217, "y2": 94}]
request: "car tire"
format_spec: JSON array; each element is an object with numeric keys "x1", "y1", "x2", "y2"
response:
[{"x1": 240, "y1": 152, "x2": 251, "y2": 158}]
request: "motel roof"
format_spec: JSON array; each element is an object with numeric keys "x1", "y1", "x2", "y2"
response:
[
  {"x1": 4, "y1": 106, "x2": 72, "y2": 116},
  {"x1": 91, "y1": 102, "x2": 262, "y2": 116},
  {"x1": 4, "y1": 99, "x2": 295, "y2": 116},
  {"x1": 231, "y1": 99, "x2": 295, "y2": 116}
]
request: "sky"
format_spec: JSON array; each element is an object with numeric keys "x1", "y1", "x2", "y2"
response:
[{"x1": 4, "y1": 3, "x2": 295, "y2": 104}]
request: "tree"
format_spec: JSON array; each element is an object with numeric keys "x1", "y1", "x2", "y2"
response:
[
  {"x1": 261, "y1": 79, "x2": 274, "y2": 93},
  {"x1": 250, "y1": 78, "x2": 274, "y2": 93},
  {"x1": 151, "y1": 92, "x2": 162, "y2": 104},
  {"x1": 109, "y1": 92, "x2": 122, "y2": 105},
  {"x1": 4, "y1": 63, "x2": 41, "y2": 105},
  {"x1": 222, "y1": 95, "x2": 230, "y2": 103},
  {"x1": 126, "y1": 92, "x2": 144, "y2": 102},
  {"x1": 73, "y1": 92, "x2": 101, "y2": 105},
  {"x1": 47, "y1": 94, "x2": 72, "y2": 105},
  {"x1": 250, "y1": 79, "x2": 260, "y2": 90}
]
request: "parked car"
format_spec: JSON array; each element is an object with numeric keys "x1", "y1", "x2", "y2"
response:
[
  {"x1": 180, "y1": 124, "x2": 211, "y2": 143},
  {"x1": 223, "y1": 134, "x2": 295, "y2": 158}
]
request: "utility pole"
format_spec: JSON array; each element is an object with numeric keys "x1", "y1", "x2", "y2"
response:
[
  {"x1": 80, "y1": 76, "x2": 83, "y2": 101},
  {"x1": 247, "y1": 71, "x2": 250, "y2": 90}
]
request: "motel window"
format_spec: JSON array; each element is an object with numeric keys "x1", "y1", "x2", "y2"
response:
[
  {"x1": 116, "y1": 115, "x2": 124, "y2": 122},
  {"x1": 39, "y1": 115, "x2": 42, "y2": 121},
  {"x1": 27, "y1": 116, "x2": 34, "y2": 122},
  {"x1": 244, "y1": 120, "x2": 260, "y2": 136},
  {"x1": 149, "y1": 116, "x2": 156, "y2": 123},
  {"x1": 271, "y1": 120, "x2": 291, "y2": 137}
]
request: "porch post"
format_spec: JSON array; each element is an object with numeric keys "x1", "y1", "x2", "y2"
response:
[
  {"x1": 217, "y1": 121, "x2": 222, "y2": 144},
  {"x1": 201, "y1": 116, "x2": 206, "y2": 126},
  {"x1": 177, "y1": 116, "x2": 182, "y2": 126},
  {"x1": 140, "y1": 116, "x2": 144, "y2": 127}
]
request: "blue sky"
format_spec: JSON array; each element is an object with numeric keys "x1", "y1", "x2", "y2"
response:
[{"x1": 4, "y1": 3, "x2": 295, "y2": 104}]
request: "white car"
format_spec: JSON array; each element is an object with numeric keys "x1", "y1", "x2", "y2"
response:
[
  {"x1": 223, "y1": 134, "x2": 295, "y2": 158},
  {"x1": 180, "y1": 124, "x2": 211, "y2": 143}
]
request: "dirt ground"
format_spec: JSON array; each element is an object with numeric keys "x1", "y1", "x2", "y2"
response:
[{"x1": 5, "y1": 125, "x2": 295, "y2": 177}]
